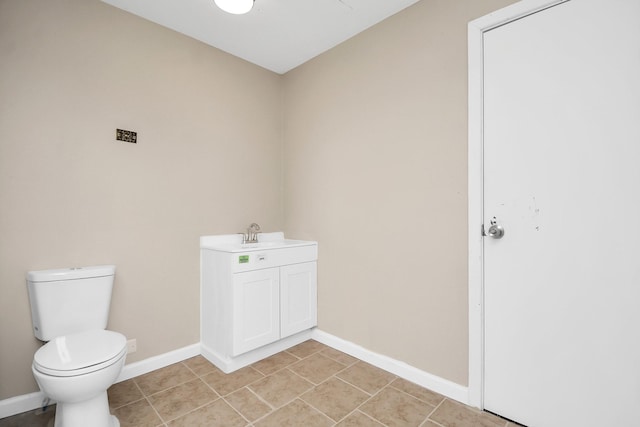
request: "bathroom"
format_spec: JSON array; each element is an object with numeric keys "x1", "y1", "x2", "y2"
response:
[{"x1": 0, "y1": 0, "x2": 515, "y2": 422}]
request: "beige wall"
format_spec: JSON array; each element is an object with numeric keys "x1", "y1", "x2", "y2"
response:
[
  {"x1": 283, "y1": 0, "x2": 515, "y2": 385},
  {"x1": 0, "y1": 0, "x2": 518, "y2": 403},
  {"x1": 0, "y1": 0, "x2": 282, "y2": 399}
]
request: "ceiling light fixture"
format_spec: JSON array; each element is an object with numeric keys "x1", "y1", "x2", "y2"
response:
[{"x1": 214, "y1": 0, "x2": 254, "y2": 15}]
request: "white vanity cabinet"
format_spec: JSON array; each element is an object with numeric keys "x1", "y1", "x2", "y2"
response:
[
  {"x1": 200, "y1": 233, "x2": 317, "y2": 373},
  {"x1": 280, "y1": 262, "x2": 317, "y2": 338},
  {"x1": 232, "y1": 267, "x2": 280, "y2": 356}
]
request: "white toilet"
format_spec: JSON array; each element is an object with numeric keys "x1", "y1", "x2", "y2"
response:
[{"x1": 26, "y1": 265, "x2": 127, "y2": 427}]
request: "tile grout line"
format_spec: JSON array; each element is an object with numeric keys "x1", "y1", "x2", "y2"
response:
[
  {"x1": 296, "y1": 378, "x2": 343, "y2": 425},
  {"x1": 211, "y1": 351, "x2": 323, "y2": 424},
  {"x1": 424, "y1": 397, "x2": 447, "y2": 426},
  {"x1": 164, "y1": 359, "x2": 258, "y2": 426},
  {"x1": 288, "y1": 357, "x2": 403, "y2": 426},
  {"x1": 335, "y1": 364, "x2": 397, "y2": 396},
  {"x1": 387, "y1": 381, "x2": 446, "y2": 407},
  {"x1": 349, "y1": 382, "x2": 392, "y2": 425},
  {"x1": 243, "y1": 365, "x2": 317, "y2": 424},
  {"x1": 168, "y1": 360, "x2": 253, "y2": 425},
  {"x1": 109, "y1": 395, "x2": 147, "y2": 412},
  {"x1": 296, "y1": 398, "x2": 337, "y2": 427},
  {"x1": 244, "y1": 384, "x2": 277, "y2": 411},
  {"x1": 287, "y1": 362, "x2": 374, "y2": 425},
  {"x1": 137, "y1": 362, "x2": 221, "y2": 426},
  {"x1": 379, "y1": 382, "x2": 435, "y2": 426},
  {"x1": 115, "y1": 343, "x2": 457, "y2": 427},
  {"x1": 110, "y1": 345, "x2": 433, "y2": 427},
  {"x1": 159, "y1": 399, "x2": 217, "y2": 425},
  {"x1": 339, "y1": 408, "x2": 387, "y2": 427},
  {"x1": 245, "y1": 345, "x2": 345, "y2": 424},
  {"x1": 331, "y1": 374, "x2": 374, "y2": 396},
  {"x1": 248, "y1": 396, "x2": 303, "y2": 426},
  {"x1": 219, "y1": 395, "x2": 254, "y2": 426},
  {"x1": 251, "y1": 353, "x2": 301, "y2": 376},
  {"x1": 243, "y1": 347, "x2": 346, "y2": 424},
  {"x1": 8, "y1": 342, "x2": 496, "y2": 427},
  {"x1": 133, "y1": 377, "x2": 170, "y2": 426},
  {"x1": 134, "y1": 362, "x2": 200, "y2": 398},
  {"x1": 288, "y1": 359, "x2": 349, "y2": 386},
  {"x1": 422, "y1": 417, "x2": 446, "y2": 427},
  {"x1": 318, "y1": 348, "x2": 360, "y2": 367}
]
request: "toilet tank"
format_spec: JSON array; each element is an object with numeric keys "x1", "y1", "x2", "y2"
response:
[{"x1": 26, "y1": 265, "x2": 116, "y2": 341}]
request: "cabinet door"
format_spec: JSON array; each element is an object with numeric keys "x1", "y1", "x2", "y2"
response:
[
  {"x1": 280, "y1": 262, "x2": 317, "y2": 338},
  {"x1": 232, "y1": 268, "x2": 280, "y2": 356}
]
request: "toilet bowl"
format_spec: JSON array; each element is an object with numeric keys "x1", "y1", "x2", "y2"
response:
[
  {"x1": 31, "y1": 330, "x2": 127, "y2": 427},
  {"x1": 26, "y1": 265, "x2": 126, "y2": 426}
]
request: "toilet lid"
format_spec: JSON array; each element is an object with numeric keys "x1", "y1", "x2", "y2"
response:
[{"x1": 34, "y1": 330, "x2": 127, "y2": 377}]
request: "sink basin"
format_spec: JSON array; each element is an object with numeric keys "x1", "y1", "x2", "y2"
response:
[
  {"x1": 200, "y1": 232, "x2": 315, "y2": 253},
  {"x1": 240, "y1": 241, "x2": 286, "y2": 249},
  {"x1": 235, "y1": 239, "x2": 310, "y2": 251}
]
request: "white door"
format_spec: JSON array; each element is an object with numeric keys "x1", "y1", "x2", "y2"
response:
[
  {"x1": 232, "y1": 268, "x2": 280, "y2": 356},
  {"x1": 280, "y1": 262, "x2": 317, "y2": 338},
  {"x1": 483, "y1": 0, "x2": 640, "y2": 426}
]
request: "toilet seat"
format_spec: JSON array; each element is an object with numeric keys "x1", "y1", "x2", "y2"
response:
[{"x1": 33, "y1": 330, "x2": 127, "y2": 377}]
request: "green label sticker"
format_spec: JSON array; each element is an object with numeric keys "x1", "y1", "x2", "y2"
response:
[{"x1": 239, "y1": 255, "x2": 249, "y2": 264}]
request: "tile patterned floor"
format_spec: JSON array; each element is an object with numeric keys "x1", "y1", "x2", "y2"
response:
[{"x1": 0, "y1": 340, "x2": 522, "y2": 427}]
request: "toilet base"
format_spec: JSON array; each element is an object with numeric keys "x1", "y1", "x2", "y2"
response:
[{"x1": 53, "y1": 391, "x2": 119, "y2": 427}]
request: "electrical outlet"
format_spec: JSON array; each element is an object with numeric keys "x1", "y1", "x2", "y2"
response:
[
  {"x1": 116, "y1": 128, "x2": 137, "y2": 143},
  {"x1": 126, "y1": 339, "x2": 137, "y2": 354}
]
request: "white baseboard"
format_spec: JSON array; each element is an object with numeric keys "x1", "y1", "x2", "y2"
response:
[
  {"x1": 0, "y1": 391, "x2": 50, "y2": 419},
  {"x1": 201, "y1": 329, "x2": 312, "y2": 373},
  {"x1": 2, "y1": 333, "x2": 469, "y2": 419},
  {"x1": 0, "y1": 343, "x2": 201, "y2": 419},
  {"x1": 115, "y1": 343, "x2": 201, "y2": 383},
  {"x1": 311, "y1": 329, "x2": 469, "y2": 405}
]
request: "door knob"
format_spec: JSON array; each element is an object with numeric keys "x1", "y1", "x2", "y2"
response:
[{"x1": 485, "y1": 217, "x2": 505, "y2": 239}]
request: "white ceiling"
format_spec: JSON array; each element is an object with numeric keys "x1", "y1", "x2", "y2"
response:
[{"x1": 100, "y1": 0, "x2": 421, "y2": 74}]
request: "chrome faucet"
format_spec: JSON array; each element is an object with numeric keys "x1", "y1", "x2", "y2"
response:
[{"x1": 243, "y1": 223, "x2": 261, "y2": 244}]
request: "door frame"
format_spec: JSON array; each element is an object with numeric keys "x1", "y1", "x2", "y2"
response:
[{"x1": 467, "y1": 0, "x2": 569, "y2": 409}]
